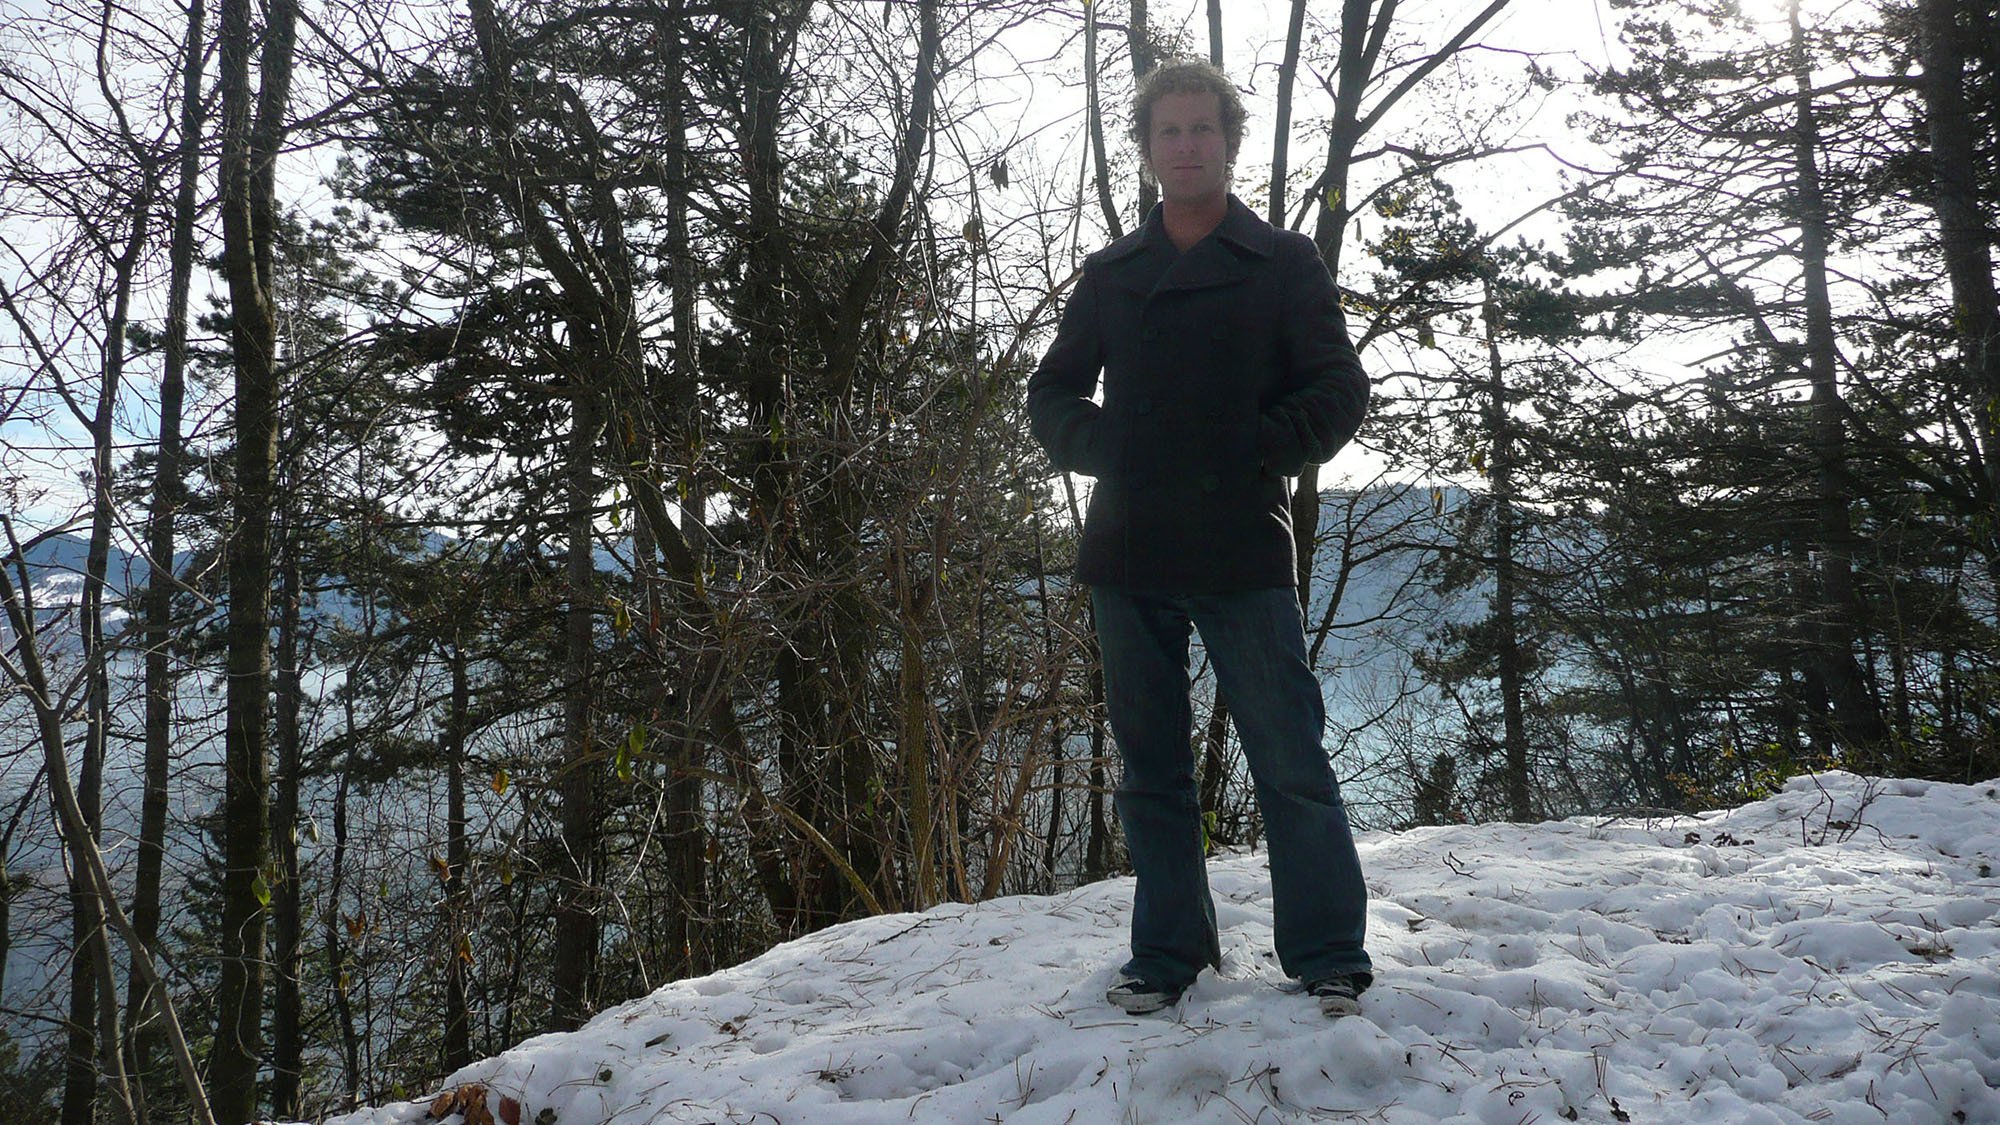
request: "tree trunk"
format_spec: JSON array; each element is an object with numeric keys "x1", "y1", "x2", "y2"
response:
[
  {"x1": 734, "y1": 0, "x2": 817, "y2": 932},
  {"x1": 662, "y1": 0, "x2": 703, "y2": 569},
  {"x1": 1295, "y1": 0, "x2": 1513, "y2": 600},
  {"x1": 1916, "y1": 0, "x2": 2000, "y2": 620},
  {"x1": 660, "y1": 0, "x2": 709, "y2": 977},
  {"x1": 61, "y1": 730, "x2": 102, "y2": 1125},
  {"x1": 895, "y1": 526, "x2": 937, "y2": 909},
  {"x1": 1059, "y1": 479, "x2": 1113, "y2": 882},
  {"x1": 212, "y1": 0, "x2": 298, "y2": 1114},
  {"x1": 1086, "y1": 3, "x2": 1124, "y2": 239},
  {"x1": 1482, "y1": 283, "x2": 1532, "y2": 821},
  {"x1": 1032, "y1": 517, "x2": 1066, "y2": 892},
  {"x1": 323, "y1": 705, "x2": 361, "y2": 1111},
  {"x1": 68, "y1": 66, "x2": 156, "y2": 1118},
  {"x1": 1196, "y1": 698, "x2": 1231, "y2": 844},
  {"x1": 461, "y1": 0, "x2": 798, "y2": 951},
  {"x1": 129, "y1": 0, "x2": 203, "y2": 1103},
  {"x1": 1, "y1": 535, "x2": 208, "y2": 1125},
  {"x1": 1207, "y1": 0, "x2": 1222, "y2": 66},
  {"x1": 551, "y1": 378, "x2": 602, "y2": 1030},
  {"x1": 1268, "y1": 0, "x2": 1307, "y2": 228},
  {"x1": 0, "y1": 787, "x2": 32, "y2": 1001},
  {"x1": 1085, "y1": 656, "x2": 1112, "y2": 879},
  {"x1": 1128, "y1": 0, "x2": 1157, "y2": 218},
  {"x1": 269, "y1": 540, "x2": 304, "y2": 1118},
  {"x1": 1295, "y1": 0, "x2": 1377, "y2": 605},
  {"x1": 444, "y1": 646, "x2": 472, "y2": 1069},
  {"x1": 1787, "y1": 0, "x2": 1888, "y2": 760}
]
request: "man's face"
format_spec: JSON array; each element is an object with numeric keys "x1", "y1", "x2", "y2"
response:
[{"x1": 1144, "y1": 91, "x2": 1231, "y2": 206}]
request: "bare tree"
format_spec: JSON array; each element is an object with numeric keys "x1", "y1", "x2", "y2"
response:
[
  {"x1": 212, "y1": 0, "x2": 300, "y2": 1115},
  {"x1": 127, "y1": 0, "x2": 205, "y2": 1108},
  {"x1": 1, "y1": 522, "x2": 214, "y2": 1125},
  {"x1": 1290, "y1": 0, "x2": 1514, "y2": 600}
]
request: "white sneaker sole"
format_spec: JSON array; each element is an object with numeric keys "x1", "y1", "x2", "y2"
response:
[
  {"x1": 1317, "y1": 994, "x2": 1362, "y2": 1018},
  {"x1": 1106, "y1": 982, "x2": 1182, "y2": 1014}
]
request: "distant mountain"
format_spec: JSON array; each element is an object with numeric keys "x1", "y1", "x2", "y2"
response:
[{"x1": 11, "y1": 531, "x2": 152, "y2": 602}]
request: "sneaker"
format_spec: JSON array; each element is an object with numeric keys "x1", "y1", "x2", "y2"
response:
[
  {"x1": 1105, "y1": 974, "x2": 1184, "y2": 1014},
  {"x1": 1306, "y1": 972, "x2": 1370, "y2": 1018}
]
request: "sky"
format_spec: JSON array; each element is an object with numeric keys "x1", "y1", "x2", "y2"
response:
[{"x1": 293, "y1": 770, "x2": 2000, "y2": 1124}]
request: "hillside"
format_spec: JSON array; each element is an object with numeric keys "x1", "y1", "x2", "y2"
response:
[{"x1": 303, "y1": 772, "x2": 2000, "y2": 1125}]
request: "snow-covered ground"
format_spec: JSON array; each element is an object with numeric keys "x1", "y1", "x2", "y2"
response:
[{"x1": 313, "y1": 772, "x2": 2000, "y2": 1124}]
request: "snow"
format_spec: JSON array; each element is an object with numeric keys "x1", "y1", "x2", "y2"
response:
[{"x1": 309, "y1": 772, "x2": 2000, "y2": 1124}]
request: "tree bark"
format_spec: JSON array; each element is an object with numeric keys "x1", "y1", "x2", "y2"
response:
[
  {"x1": 1197, "y1": 692, "x2": 1230, "y2": 844},
  {"x1": 659, "y1": 0, "x2": 709, "y2": 976},
  {"x1": 60, "y1": 28, "x2": 160, "y2": 1114},
  {"x1": 1482, "y1": 283, "x2": 1532, "y2": 821},
  {"x1": 810, "y1": 0, "x2": 940, "y2": 921},
  {"x1": 1916, "y1": 0, "x2": 2000, "y2": 617},
  {"x1": 1268, "y1": 0, "x2": 1307, "y2": 228},
  {"x1": 323, "y1": 706, "x2": 362, "y2": 1111},
  {"x1": 1087, "y1": 2, "x2": 1125, "y2": 239},
  {"x1": 1128, "y1": 0, "x2": 1157, "y2": 218},
  {"x1": 551, "y1": 376, "x2": 602, "y2": 1030},
  {"x1": 212, "y1": 0, "x2": 298, "y2": 1114},
  {"x1": 444, "y1": 646, "x2": 472, "y2": 1069},
  {"x1": 1059, "y1": 479, "x2": 1113, "y2": 882},
  {"x1": 62, "y1": 690, "x2": 105, "y2": 1125},
  {"x1": 1296, "y1": 0, "x2": 1378, "y2": 606},
  {"x1": 128, "y1": 0, "x2": 203, "y2": 1103},
  {"x1": 1787, "y1": 0, "x2": 1889, "y2": 759},
  {"x1": 1031, "y1": 516, "x2": 1067, "y2": 892},
  {"x1": 0, "y1": 785, "x2": 34, "y2": 1001},
  {"x1": 269, "y1": 540, "x2": 305, "y2": 1118},
  {"x1": 896, "y1": 550, "x2": 937, "y2": 909},
  {"x1": 1084, "y1": 656, "x2": 1112, "y2": 880}
]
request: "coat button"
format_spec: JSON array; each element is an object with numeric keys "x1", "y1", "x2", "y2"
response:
[
  {"x1": 1144, "y1": 327, "x2": 1159, "y2": 340},
  {"x1": 1201, "y1": 473, "x2": 1220, "y2": 492}
]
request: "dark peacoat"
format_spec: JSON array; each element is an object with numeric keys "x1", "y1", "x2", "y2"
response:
[{"x1": 1027, "y1": 196, "x2": 1370, "y2": 592}]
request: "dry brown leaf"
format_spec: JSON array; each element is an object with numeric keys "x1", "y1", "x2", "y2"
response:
[
  {"x1": 498, "y1": 1095, "x2": 522, "y2": 1125},
  {"x1": 426, "y1": 1084, "x2": 494, "y2": 1124}
]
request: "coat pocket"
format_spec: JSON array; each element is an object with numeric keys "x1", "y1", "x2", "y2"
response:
[{"x1": 1082, "y1": 409, "x2": 1130, "y2": 480}]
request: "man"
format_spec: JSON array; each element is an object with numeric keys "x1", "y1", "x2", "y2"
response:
[{"x1": 1026, "y1": 60, "x2": 1375, "y2": 1018}]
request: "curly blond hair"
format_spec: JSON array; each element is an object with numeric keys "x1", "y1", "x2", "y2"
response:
[{"x1": 1131, "y1": 59, "x2": 1249, "y2": 162}]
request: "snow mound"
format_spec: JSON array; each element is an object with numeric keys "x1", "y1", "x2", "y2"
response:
[{"x1": 313, "y1": 772, "x2": 2000, "y2": 1124}]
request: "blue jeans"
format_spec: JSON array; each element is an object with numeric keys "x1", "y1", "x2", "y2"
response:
[{"x1": 1092, "y1": 585, "x2": 1372, "y2": 990}]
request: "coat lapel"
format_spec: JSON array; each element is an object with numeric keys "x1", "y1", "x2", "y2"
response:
[
  {"x1": 1154, "y1": 237, "x2": 1250, "y2": 294},
  {"x1": 1099, "y1": 221, "x2": 1175, "y2": 299},
  {"x1": 1101, "y1": 196, "x2": 1278, "y2": 300},
  {"x1": 1150, "y1": 196, "x2": 1275, "y2": 297}
]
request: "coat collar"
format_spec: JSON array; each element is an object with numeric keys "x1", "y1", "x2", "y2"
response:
[
  {"x1": 1098, "y1": 194, "x2": 1274, "y2": 297},
  {"x1": 1208, "y1": 194, "x2": 1277, "y2": 258}
]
